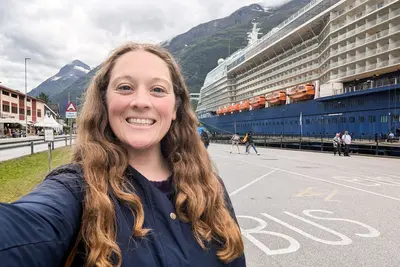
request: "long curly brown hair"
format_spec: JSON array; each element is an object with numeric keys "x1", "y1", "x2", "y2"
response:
[{"x1": 65, "y1": 42, "x2": 244, "y2": 267}]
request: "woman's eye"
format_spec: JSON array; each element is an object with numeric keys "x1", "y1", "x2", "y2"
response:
[
  {"x1": 117, "y1": 85, "x2": 132, "y2": 91},
  {"x1": 152, "y1": 87, "x2": 166, "y2": 93}
]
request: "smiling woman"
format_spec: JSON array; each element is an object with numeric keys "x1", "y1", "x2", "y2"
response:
[{"x1": 0, "y1": 42, "x2": 246, "y2": 267}]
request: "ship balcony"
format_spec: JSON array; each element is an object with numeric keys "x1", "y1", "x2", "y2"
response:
[
  {"x1": 356, "y1": 38, "x2": 366, "y2": 46},
  {"x1": 390, "y1": 8, "x2": 400, "y2": 18},
  {"x1": 377, "y1": 60, "x2": 389, "y2": 68},
  {"x1": 366, "y1": 48, "x2": 377, "y2": 57},
  {"x1": 347, "y1": 69, "x2": 356, "y2": 76},
  {"x1": 376, "y1": 44, "x2": 389, "y2": 53},
  {"x1": 377, "y1": 13, "x2": 390, "y2": 23},
  {"x1": 357, "y1": 66, "x2": 366, "y2": 72},
  {"x1": 367, "y1": 63, "x2": 377, "y2": 71},
  {"x1": 347, "y1": 42, "x2": 356, "y2": 49},
  {"x1": 389, "y1": 24, "x2": 400, "y2": 34},
  {"x1": 390, "y1": 57, "x2": 400, "y2": 64},
  {"x1": 357, "y1": 24, "x2": 366, "y2": 32}
]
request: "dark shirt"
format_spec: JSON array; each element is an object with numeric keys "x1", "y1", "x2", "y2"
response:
[{"x1": 0, "y1": 164, "x2": 246, "y2": 267}]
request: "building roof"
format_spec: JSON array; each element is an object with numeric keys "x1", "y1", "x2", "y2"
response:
[
  {"x1": 0, "y1": 84, "x2": 45, "y2": 103},
  {"x1": 47, "y1": 103, "x2": 60, "y2": 114}
]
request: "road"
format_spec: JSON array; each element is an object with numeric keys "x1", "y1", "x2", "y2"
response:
[
  {"x1": 0, "y1": 137, "x2": 76, "y2": 162},
  {"x1": 209, "y1": 144, "x2": 400, "y2": 267}
]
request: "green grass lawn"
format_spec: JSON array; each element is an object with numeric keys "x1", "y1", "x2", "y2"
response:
[{"x1": 0, "y1": 146, "x2": 73, "y2": 203}]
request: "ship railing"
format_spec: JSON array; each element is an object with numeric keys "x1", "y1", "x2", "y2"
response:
[
  {"x1": 228, "y1": 0, "x2": 335, "y2": 71},
  {"x1": 209, "y1": 133, "x2": 400, "y2": 157}
]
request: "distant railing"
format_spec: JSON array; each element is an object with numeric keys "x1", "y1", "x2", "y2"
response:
[
  {"x1": 0, "y1": 135, "x2": 77, "y2": 155},
  {"x1": 209, "y1": 133, "x2": 400, "y2": 157}
]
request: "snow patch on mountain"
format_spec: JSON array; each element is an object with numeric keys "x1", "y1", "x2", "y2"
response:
[{"x1": 73, "y1": 65, "x2": 89, "y2": 73}]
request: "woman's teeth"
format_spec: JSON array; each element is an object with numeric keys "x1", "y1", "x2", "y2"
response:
[{"x1": 126, "y1": 118, "x2": 155, "y2": 126}]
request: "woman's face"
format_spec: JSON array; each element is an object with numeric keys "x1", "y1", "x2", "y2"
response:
[{"x1": 106, "y1": 50, "x2": 177, "y2": 152}]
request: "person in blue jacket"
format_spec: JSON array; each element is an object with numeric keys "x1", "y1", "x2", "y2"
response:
[{"x1": 0, "y1": 43, "x2": 246, "y2": 267}]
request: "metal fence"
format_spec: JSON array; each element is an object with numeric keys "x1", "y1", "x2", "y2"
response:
[{"x1": 0, "y1": 135, "x2": 76, "y2": 156}]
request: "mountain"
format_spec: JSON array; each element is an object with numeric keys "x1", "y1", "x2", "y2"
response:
[
  {"x1": 162, "y1": 0, "x2": 311, "y2": 93},
  {"x1": 28, "y1": 60, "x2": 91, "y2": 98},
  {"x1": 50, "y1": 65, "x2": 101, "y2": 114},
  {"x1": 49, "y1": 0, "x2": 309, "y2": 115}
]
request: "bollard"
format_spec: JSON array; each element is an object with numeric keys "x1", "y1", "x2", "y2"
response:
[
  {"x1": 65, "y1": 137, "x2": 67, "y2": 146},
  {"x1": 52, "y1": 141, "x2": 55, "y2": 150},
  {"x1": 321, "y1": 136, "x2": 323, "y2": 151},
  {"x1": 375, "y1": 141, "x2": 378, "y2": 155},
  {"x1": 264, "y1": 135, "x2": 267, "y2": 147},
  {"x1": 48, "y1": 142, "x2": 52, "y2": 171},
  {"x1": 31, "y1": 141, "x2": 34, "y2": 155}
]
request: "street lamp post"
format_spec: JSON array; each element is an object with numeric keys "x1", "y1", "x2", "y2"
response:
[{"x1": 25, "y1": 57, "x2": 31, "y2": 137}]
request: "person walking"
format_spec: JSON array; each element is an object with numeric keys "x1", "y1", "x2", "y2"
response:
[
  {"x1": 333, "y1": 133, "x2": 341, "y2": 156},
  {"x1": 230, "y1": 133, "x2": 241, "y2": 154},
  {"x1": 245, "y1": 132, "x2": 260, "y2": 155},
  {"x1": 342, "y1": 130, "x2": 352, "y2": 156}
]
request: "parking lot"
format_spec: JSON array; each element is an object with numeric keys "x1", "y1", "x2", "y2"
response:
[{"x1": 209, "y1": 144, "x2": 400, "y2": 267}]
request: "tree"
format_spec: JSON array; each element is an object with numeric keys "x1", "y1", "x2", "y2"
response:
[{"x1": 38, "y1": 92, "x2": 50, "y2": 104}]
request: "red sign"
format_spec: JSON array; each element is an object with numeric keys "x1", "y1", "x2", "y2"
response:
[{"x1": 66, "y1": 102, "x2": 77, "y2": 112}]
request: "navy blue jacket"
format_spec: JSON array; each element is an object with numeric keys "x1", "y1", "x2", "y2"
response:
[{"x1": 0, "y1": 164, "x2": 246, "y2": 267}]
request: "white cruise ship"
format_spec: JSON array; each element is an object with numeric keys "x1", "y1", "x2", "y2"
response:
[{"x1": 196, "y1": 0, "x2": 400, "y2": 138}]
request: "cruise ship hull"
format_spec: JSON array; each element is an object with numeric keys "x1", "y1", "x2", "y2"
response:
[{"x1": 200, "y1": 83, "x2": 400, "y2": 138}]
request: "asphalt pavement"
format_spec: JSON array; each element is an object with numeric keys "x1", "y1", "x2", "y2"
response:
[{"x1": 209, "y1": 143, "x2": 400, "y2": 267}]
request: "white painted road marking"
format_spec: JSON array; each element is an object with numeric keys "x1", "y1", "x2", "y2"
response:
[
  {"x1": 239, "y1": 210, "x2": 381, "y2": 256},
  {"x1": 215, "y1": 155, "x2": 400, "y2": 202},
  {"x1": 262, "y1": 212, "x2": 353, "y2": 245},
  {"x1": 238, "y1": 215, "x2": 300, "y2": 255},
  {"x1": 229, "y1": 169, "x2": 277, "y2": 197},
  {"x1": 302, "y1": 210, "x2": 380, "y2": 238}
]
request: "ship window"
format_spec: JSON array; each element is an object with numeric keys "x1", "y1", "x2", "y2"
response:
[
  {"x1": 358, "y1": 116, "x2": 365, "y2": 122},
  {"x1": 393, "y1": 114, "x2": 399, "y2": 122},
  {"x1": 380, "y1": 115, "x2": 388, "y2": 123},
  {"x1": 349, "y1": 117, "x2": 355, "y2": 123},
  {"x1": 332, "y1": 118, "x2": 338, "y2": 123},
  {"x1": 368, "y1": 116, "x2": 376, "y2": 123},
  {"x1": 306, "y1": 119, "x2": 310, "y2": 124},
  {"x1": 340, "y1": 117, "x2": 346, "y2": 123}
]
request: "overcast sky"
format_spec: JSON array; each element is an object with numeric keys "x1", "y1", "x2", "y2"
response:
[{"x1": 0, "y1": 0, "x2": 288, "y2": 92}]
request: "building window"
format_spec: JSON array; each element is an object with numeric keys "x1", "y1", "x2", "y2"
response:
[
  {"x1": 19, "y1": 108, "x2": 25, "y2": 115},
  {"x1": 368, "y1": 116, "x2": 376, "y2": 123},
  {"x1": 11, "y1": 93, "x2": 18, "y2": 98},
  {"x1": 27, "y1": 109, "x2": 31, "y2": 116},
  {"x1": 2, "y1": 103, "x2": 10, "y2": 113},
  {"x1": 380, "y1": 115, "x2": 388, "y2": 123},
  {"x1": 11, "y1": 106, "x2": 18, "y2": 114},
  {"x1": 2, "y1": 91, "x2": 9, "y2": 96},
  {"x1": 27, "y1": 98, "x2": 31, "y2": 102},
  {"x1": 37, "y1": 109, "x2": 42, "y2": 117}
]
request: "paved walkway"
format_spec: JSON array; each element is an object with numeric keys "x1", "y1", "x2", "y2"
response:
[{"x1": 209, "y1": 144, "x2": 400, "y2": 267}]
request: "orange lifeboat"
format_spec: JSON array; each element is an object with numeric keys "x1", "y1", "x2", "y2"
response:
[
  {"x1": 288, "y1": 83, "x2": 315, "y2": 102},
  {"x1": 238, "y1": 101, "x2": 250, "y2": 111},
  {"x1": 266, "y1": 90, "x2": 287, "y2": 105},
  {"x1": 228, "y1": 105, "x2": 236, "y2": 113},
  {"x1": 250, "y1": 96, "x2": 266, "y2": 109},
  {"x1": 234, "y1": 103, "x2": 240, "y2": 112},
  {"x1": 216, "y1": 108, "x2": 222, "y2": 115}
]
